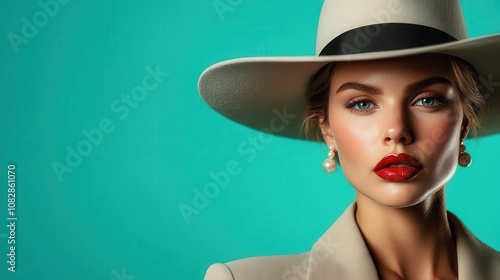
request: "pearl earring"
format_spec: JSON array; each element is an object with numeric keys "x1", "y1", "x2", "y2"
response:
[
  {"x1": 458, "y1": 143, "x2": 472, "y2": 167},
  {"x1": 322, "y1": 146, "x2": 336, "y2": 173}
]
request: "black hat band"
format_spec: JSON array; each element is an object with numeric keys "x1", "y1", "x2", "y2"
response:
[{"x1": 319, "y1": 23, "x2": 458, "y2": 56}]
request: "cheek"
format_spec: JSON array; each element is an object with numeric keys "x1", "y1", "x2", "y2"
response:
[
  {"x1": 412, "y1": 110, "x2": 463, "y2": 170},
  {"x1": 329, "y1": 112, "x2": 382, "y2": 169}
]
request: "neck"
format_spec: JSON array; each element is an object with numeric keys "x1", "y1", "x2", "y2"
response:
[{"x1": 355, "y1": 189, "x2": 458, "y2": 280}]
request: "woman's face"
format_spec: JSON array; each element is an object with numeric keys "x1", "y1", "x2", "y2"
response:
[{"x1": 321, "y1": 55, "x2": 468, "y2": 208}]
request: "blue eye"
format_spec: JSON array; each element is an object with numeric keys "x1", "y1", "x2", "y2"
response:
[
  {"x1": 415, "y1": 97, "x2": 443, "y2": 106},
  {"x1": 343, "y1": 99, "x2": 376, "y2": 112},
  {"x1": 353, "y1": 101, "x2": 373, "y2": 110}
]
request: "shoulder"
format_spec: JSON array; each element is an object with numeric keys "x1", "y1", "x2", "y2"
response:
[
  {"x1": 204, "y1": 263, "x2": 233, "y2": 280},
  {"x1": 203, "y1": 252, "x2": 310, "y2": 280},
  {"x1": 448, "y1": 211, "x2": 500, "y2": 278}
]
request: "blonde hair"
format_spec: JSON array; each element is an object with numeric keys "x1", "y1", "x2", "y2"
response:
[{"x1": 302, "y1": 56, "x2": 485, "y2": 141}]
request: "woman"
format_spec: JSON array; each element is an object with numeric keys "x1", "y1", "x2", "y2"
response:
[{"x1": 198, "y1": 0, "x2": 500, "y2": 279}]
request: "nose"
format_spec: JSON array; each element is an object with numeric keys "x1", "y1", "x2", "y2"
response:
[{"x1": 383, "y1": 106, "x2": 413, "y2": 145}]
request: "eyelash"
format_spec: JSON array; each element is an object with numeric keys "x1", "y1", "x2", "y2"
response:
[
  {"x1": 413, "y1": 94, "x2": 449, "y2": 107},
  {"x1": 343, "y1": 98, "x2": 375, "y2": 113},
  {"x1": 342, "y1": 94, "x2": 449, "y2": 113}
]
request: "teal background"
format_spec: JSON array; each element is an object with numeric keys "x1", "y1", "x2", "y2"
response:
[{"x1": 1, "y1": 0, "x2": 499, "y2": 279}]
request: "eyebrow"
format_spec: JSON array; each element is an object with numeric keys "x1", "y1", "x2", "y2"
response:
[
  {"x1": 405, "y1": 77, "x2": 452, "y2": 92},
  {"x1": 336, "y1": 82, "x2": 381, "y2": 95},
  {"x1": 335, "y1": 76, "x2": 452, "y2": 95}
]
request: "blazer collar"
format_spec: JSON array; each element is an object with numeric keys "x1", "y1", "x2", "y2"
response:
[
  {"x1": 449, "y1": 212, "x2": 500, "y2": 279},
  {"x1": 306, "y1": 203, "x2": 500, "y2": 280},
  {"x1": 306, "y1": 203, "x2": 378, "y2": 280}
]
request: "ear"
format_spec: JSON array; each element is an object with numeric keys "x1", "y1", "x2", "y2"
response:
[
  {"x1": 319, "y1": 116, "x2": 337, "y2": 149},
  {"x1": 460, "y1": 118, "x2": 470, "y2": 142}
]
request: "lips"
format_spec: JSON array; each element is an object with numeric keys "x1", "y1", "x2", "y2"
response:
[{"x1": 374, "y1": 153, "x2": 422, "y2": 181}]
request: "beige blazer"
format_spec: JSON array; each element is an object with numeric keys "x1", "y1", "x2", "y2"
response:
[{"x1": 204, "y1": 203, "x2": 500, "y2": 280}]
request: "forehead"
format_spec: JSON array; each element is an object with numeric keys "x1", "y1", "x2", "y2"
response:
[{"x1": 331, "y1": 54, "x2": 453, "y2": 84}]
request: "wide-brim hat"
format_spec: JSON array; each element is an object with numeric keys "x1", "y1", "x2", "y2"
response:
[{"x1": 199, "y1": 0, "x2": 500, "y2": 140}]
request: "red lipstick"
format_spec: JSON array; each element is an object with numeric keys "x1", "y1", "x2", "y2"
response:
[{"x1": 374, "y1": 154, "x2": 422, "y2": 181}]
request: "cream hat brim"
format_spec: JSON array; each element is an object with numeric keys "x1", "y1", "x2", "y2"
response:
[{"x1": 199, "y1": 34, "x2": 500, "y2": 140}]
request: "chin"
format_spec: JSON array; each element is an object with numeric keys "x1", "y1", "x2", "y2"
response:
[{"x1": 358, "y1": 182, "x2": 444, "y2": 209}]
